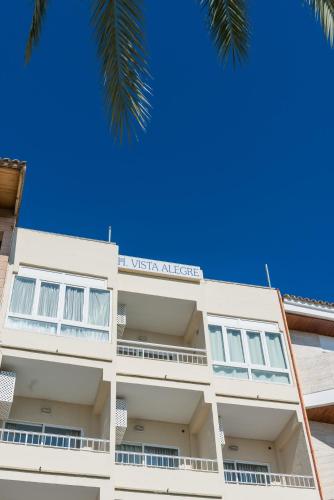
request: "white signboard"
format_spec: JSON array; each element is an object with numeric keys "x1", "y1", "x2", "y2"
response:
[{"x1": 118, "y1": 255, "x2": 203, "y2": 280}]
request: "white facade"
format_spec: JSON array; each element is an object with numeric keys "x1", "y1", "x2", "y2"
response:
[
  {"x1": 285, "y1": 296, "x2": 334, "y2": 500},
  {"x1": 0, "y1": 224, "x2": 321, "y2": 500}
]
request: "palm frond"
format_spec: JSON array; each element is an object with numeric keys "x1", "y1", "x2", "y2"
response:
[
  {"x1": 305, "y1": 0, "x2": 334, "y2": 46},
  {"x1": 92, "y1": 0, "x2": 151, "y2": 142},
  {"x1": 25, "y1": 0, "x2": 48, "y2": 63},
  {"x1": 201, "y1": 0, "x2": 249, "y2": 65}
]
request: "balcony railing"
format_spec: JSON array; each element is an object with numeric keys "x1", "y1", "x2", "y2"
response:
[
  {"x1": 224, "y1": 469, "x2": 315, "y2": 489},
  {"x1": 117, "y1": 339, "x2": 207, "y2": 365},
  {"x1": 0, "y1": 428, "x2": 110, "y2": 453},
  {"x1": 115, "y1": 451, "x2": 218, "y2": 472}
]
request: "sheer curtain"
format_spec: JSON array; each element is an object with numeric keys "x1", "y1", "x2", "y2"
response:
[
  {"x1": 38, "y1": 282, "x2": 59, "y2": 317},
  {"x1": 10, "y1": 276, "x2": 36, "y2": 314},
  {"x1": 64, "y1": 286, "x2": 84, "y2": 322},
  {"x1": 227, "y1": 329, "x2": 244, "y2": 362},
  {"x1": 265, "y1": 333, "x2": 286, "y2": 368},
  {"x1": 247, "y1": 332, "x2": 264, "y2": 365},
  {"x1": 252, "y1": 369, "x2": 289, "y2": 384},
  {"x1": 60, "y1": 325, "x2": 109, "y2": 342},
  {"x1": 213, "y1": 365, "x2": 248, "y2": 379},
  {"x1": 209, "y1": 325, "x2": 225, "y2": 361},
  {"x1": 88, "y1": 289, "x2": 110, "y2": 326}
]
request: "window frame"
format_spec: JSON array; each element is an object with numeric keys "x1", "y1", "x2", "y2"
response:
[
  {"x1": 208, "y1": 317, "x2": 291, "y2": 385},
  {"x1": 6, "y1": 268, "x2": 112, "y2": 342}
]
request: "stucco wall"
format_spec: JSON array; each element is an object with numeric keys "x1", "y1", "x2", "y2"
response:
[
  {"x1": 6, "y1": 396, "x2": 102, "y2": 438},
  {"x1": 223, "y1": 436, "x2": 278, "y2": 472},
  {"x1": 121, "y1": 418, "x2": 191, "y2": 456}
]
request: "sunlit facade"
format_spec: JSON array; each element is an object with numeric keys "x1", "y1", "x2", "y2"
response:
[{"x1": 0, "y1": 158, "x2": 322, "y2": 500}]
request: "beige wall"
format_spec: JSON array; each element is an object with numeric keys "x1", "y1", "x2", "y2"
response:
[
  {"x1": 122, "y1": 418, "x2": 191, "y2": 456},
  {"x1": 123, "y1": 328, "x2": 184, "y2": 347},
  {"x1": 310, "y1": 421, "x2": 334, "y2": 500},
  {"x1": 6, "y1": 396, "x2": 105, "y2": 438},
  {"x1": 223, "y1": 436, "x2": 278, "y2": 471},
  {"x1": 197, "y1": 411, "x2": 217, "y2": 460}
]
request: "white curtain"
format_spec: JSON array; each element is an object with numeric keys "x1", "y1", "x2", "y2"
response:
[
  {"x1": 10, "y1": 276, "x2": 35, "y2": 314},
  {"x1": 247, "y1": 331, "x2": 264, "y2": 365},
  {"x1": 7, "y1": 316, "x2": 57, "y2": 334},
  {"x1": 38, "y1": 282, "x2": 59, "y2": 317},
  {"x1": 60, "y1": 324, "x2": 109, "y2": 342},
  {"x1": 213, "y1": 365, "x2": 248, "y2": 379},
  {"x1": 252, "y1": 369, "x2": 289, "y2": 384},
  {"x1": 209, "y1": 325, "x2": 225, "y2": 361},
  {"x1": 64, "y1": 286, "x2": 84, "y2": 322},
  {"x1": 227, "y1": 329, "x2": 245, "y2": 363},
  {"x1": 265, "y1": 333, "x2": 286, "y2": 369},
  {"x1": 88, "y1": 289, "x2": 110, "y2": 326}
]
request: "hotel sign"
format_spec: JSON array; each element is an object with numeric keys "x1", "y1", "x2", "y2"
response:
[{"x1": 118, "y1": 255, "x2": 203, "y2": 281}]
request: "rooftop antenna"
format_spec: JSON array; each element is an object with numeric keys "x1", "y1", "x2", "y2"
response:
[
  {"x1": 108, "y1": 225, "x2": 112, "y2": 243},
  {"x1": 265, "y1": 263, "x2": 272, "y2": 288}
]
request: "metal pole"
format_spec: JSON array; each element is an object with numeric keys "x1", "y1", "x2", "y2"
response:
[
  {"x1": 108, "y1": 226, "x2": 112, "y2": 243},
  {"x1": 265, "y1": 263, "x2": 272, "y2": 288}
]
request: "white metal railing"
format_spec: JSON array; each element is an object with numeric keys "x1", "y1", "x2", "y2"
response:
[
  {"x1": 115, "y1": 451, "x2": 218, "y2": 472},
  {"x1": 117, "y1": 339, "x2": 207, "y2": 365},
  {"x1": 224, "y1": 469, "x2": 315, "y2": 489},
  {"x1": 0, "y1": 428, "x2": 110, "y2": 453}
]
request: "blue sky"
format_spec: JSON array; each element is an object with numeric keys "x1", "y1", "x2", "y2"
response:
[{"x1": 1, "y1": 1, "x2": 333, "y2": 299}]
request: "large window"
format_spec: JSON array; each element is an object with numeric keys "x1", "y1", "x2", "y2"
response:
[
  {"x1": 116, "y1": 442, "x2": 179, "y2": 468},
  {"x1": 6, "y1": 268, "x2": 111, "y2": 342},
  {"x1": 224, "y1": 460, "x2": 270, "y2": 485},
  {"x1": 3, "y1": 421, "x2": 82, "y2": 448},
  {"x1": 208, "y1": 317, "x2": 290, "y2": 384}
]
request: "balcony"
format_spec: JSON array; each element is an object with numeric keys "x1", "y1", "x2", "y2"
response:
[
  {"x1": 218, "y1": 398, "x2": 319, "y2": 499},
  {"x1": 0, "y1": 353, "x2": 111, "y2": 476},
  {"x1": 116, "y1": 291, "x2": 209, "y2": 383},
  {"x1": 115, "y1": 380, "x2": 221, "y2": 496}
]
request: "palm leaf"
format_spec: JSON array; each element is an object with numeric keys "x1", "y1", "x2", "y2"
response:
[
  {"x1": 305, "y1": 0, "x2": 334, "y2": 46},
  {"x1": 201, "y1": 0, "x2": 249, "y2": 64},
  {"x1": 25, "y1": 0, "x2": 48, "y2": 63},
  {"x1": 92, "y1": 0, "x2": 151, "y2": 141}
]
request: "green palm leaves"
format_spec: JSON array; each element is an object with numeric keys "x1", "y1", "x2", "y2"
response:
[
  {"x1": 25, "y1": 0, "x2": 48, "y2": 63},
  {"x1": 306, "y1": 0, "x2": 334, "y2": 46},
  {"x1": 92, "y1": 0, "x2": 150, "y2": 141},
  {"x1": 201, "y1": 0, "x2": 249, "y2": 64},
  {"x1": 24, "y1": 0, "x2": 334, "y2": 142}
]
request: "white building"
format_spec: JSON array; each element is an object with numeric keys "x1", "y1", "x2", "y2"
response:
[
  {"x1": 0, "y1": 158, "x2": 322, "y2": 500},
  {"x1": 285, "y1": 295, "x2": 334, "y2": 500}
]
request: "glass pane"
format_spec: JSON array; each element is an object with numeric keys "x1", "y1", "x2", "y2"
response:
[
  {"x1": 144, "y1": 446, "x2": 179, "y2": 468},
  {"x1": 88, "y1": 289, "x2": 110, "y2": 326},
  {"x1": 7, "y1": 316, "x2": 57, "y2": 334},
  {"x1": 251, "y1": 369, "x2": 290, "y2": 384},
  {"x1": 213, "y1": 365, "x2": 249, "y2": 379},
  {"x1": 247, "y1": 331, "x2": 265, "y2": 365},
  {"x1": 4, "y1": 421, "x2": 43, "y2": 444},
  {"x1": 227, "y1": 329, "x2": 245, "y2": 363},
  {"x1": 10, "y1": 276, "x2": 36, "y2": 314},
  {"x1": 116, "y1": 443, "x2": 143, "y2": 464},
  {"x1": 61, "y1": 324, "x2": 109, "y2": 342},
  {"x1": 265, "y1": 333, "x2": 286, "y2": 369},
  {"x1": 64, "y1": 286, "x2": 84, "y2": 322},
  {"x1": 38, "y1": 282, "x2": 60, "y2": 317},
  {"x1": 208, "y1": 325, "x2": 225, "y2": 361},
  {"x1": 44, "y1": 426, "x2": 81, "y2": 448}
]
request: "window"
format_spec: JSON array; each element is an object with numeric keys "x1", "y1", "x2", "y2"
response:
[
  {"x1": 208, "y1": 317, "x2": 290, "y2": 384},
  {"x1": 6, "y1": 268, "x2": 111, "y2": 342},
  {"x1": 224, "y1": 460, "x2": 270, "y2": 485},
  {"x1": 116, "y1": 442, "x2": 179, "y2": 468},
  {"x1": 3, "y1": 421, "x2": 82, "y2": 448}
]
